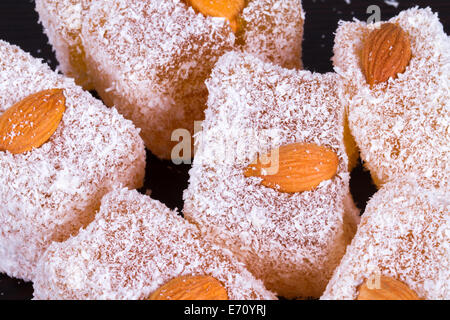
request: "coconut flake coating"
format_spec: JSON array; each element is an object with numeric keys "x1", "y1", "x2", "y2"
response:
[
  {"x1": 183, "y1": 51, "x2": 360, "y2": 299},
  {"x1": 36, "y1": 0, "x2": 304, "y2": 158},
  {"x1": 322, "y1": 178, "x2": 449, "y2": 300},
  {"x1": 81, "y1": 0, "x2": 237, "y2": 159},
  {"x1": 240, "y1": 0, "x2": 304, "y2": 69},
  {"x1": 35, "y1": 0, "x2": 92, "y2": 89},
  {"x1": 0, "y1": 40, "x2": 146, "y2": 281},
  {"x1": 333, "y1": 8, "x2": 450, "y2": 189},
  {"x1": 33, "y1": 188, "x2": 276, "y2": 300}
]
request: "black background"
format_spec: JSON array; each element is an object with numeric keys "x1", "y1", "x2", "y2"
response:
[{"x1": 0, "y1": 0, "x2": 448, "y2": 300}]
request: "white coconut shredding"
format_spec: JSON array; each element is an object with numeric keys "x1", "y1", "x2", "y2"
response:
[
  {"x1": 33, "y1": 188, "x2": 277, "y2": 300},
  {"x1": 240, "y1": 0, "x2": 304, "y2": 69},
  {"x1": 322, "y1": 177, "x2": 449, "y2": 300},
  {"x1": 36, "y1": 0, "x2": 304, "y2": 159},
  {"x1": 333, "y1": 7, "x2": 450, "y2": 189},
  {"x1": 183, "y1": 51, "x2": 360, "y2": 299},
  {"x1": 0, "y1": 40, "x2": 146, "y2": 281}
]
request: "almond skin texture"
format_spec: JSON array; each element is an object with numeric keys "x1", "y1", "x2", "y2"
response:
[
  {"x1": 357, "y1": 276, "x2": 421, "y2": 300},
  {"x1": 188, "y1": 0, "x2": 245, "y2": 32},
  {"x1": 0, "y1": 89, "x2": 66, "y2": 154},
  {"x1": 361, "y1": 23, "x2": 412, "y2": 86},
  {"x1": 149, "y1": 275, "x2": 229, "y2": 300},
  {"x1": 244, "y1": 143, "x2": 339, "y2": 193}
]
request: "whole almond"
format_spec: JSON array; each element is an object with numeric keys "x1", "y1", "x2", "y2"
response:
[
  {"x1": 188, "y1": 0, "x2": 245, "y2": 32},
  {"x1": 0, "y1": 89, "x2": 66, "y2": 154},
  {"x1": 357, "y1": 276, "x2": 420, "y2": 300},
  {"x1": 244, "y1": 143, "x2": 339, "y2": 193},
  {"x1": 149, "y1": 275, "x2": 228, "y2": 300},
  {"x1": 361, "y1": 23, "x2": 412, "y2": 86}
]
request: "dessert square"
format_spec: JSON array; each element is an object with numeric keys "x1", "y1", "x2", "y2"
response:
[
  {"x1": 333, "y1": 8, "x2": 450, "y2": 189},
  {"x1": 183, "y1": 51, "x2": 360, "y2": 299},
  {"x1": 0, "y1": 40, "x2": 146, "y2": 281},
  {"x1": 33, "y1": 188, "x2": 276, "y2": 300},
  {"x1": 322, "y1": 178, "x2": 449, "y2": 300},
  {"x1": 36, "y1": 0, "x2": 304, "y2": 158}
]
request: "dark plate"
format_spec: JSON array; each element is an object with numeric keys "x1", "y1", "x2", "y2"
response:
[{"x1": 0, "y1": 0, "x2": 448, "y2": 300}]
